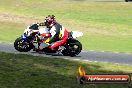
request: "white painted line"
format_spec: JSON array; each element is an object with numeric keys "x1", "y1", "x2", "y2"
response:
[
  {"x1": 114, "y1": 52, "x2": 120, "y2": 54},
  {"x1": 115, "y1": 63, "x2": 119, "y2": 65},
  {"x1": 89, "y1": 50, "x2": 95, "y2": 52},
  {"x1": 32, "y1": 54, "x2": 39, "y2": 56},
  {"x1": 94, "y1": 61, "x2": 98, "y2": 62},
  {"x1": 9, "y1": 42, "x2": 13, "y2": 44},
  {"x1": 101, "y1": 51, "x2": 105, "y2": 52},
  {"x1": 64, "y1": 58, "x2": 70, "y2": 60},
  {"x1": 88, "y1": 61, "x2": 93, "y2": 62},
  {"x1": 73, "y1": 59, "x2": 80, "y2": 61},
  {"x1": 0, "y1": 42, "x2": 13, "y2": 45},
  {"x1": 82, "y1": 59, "x2": 89, "y2": 62},
  {"x1": 82, "y1": 51, "x2": 88, "y2": 53},
  {"x1": 125, "y1": 53, "x2": 129, "y2": 54},
  {"x1": 87, "y1": 50, "x2": 132, "y2": 55}
]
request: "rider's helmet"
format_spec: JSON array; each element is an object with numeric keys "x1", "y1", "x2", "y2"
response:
[{"x1": 44, "y1": 15, "x2": 56, "y2": 27}]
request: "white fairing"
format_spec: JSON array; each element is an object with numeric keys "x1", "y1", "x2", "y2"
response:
[
  {"x1": 24, "y1": 26, "x2": 32, "y2": 36},
  {"x1": 38, "y1": 28, "x2": 50, "y2": 49},
  {"x1": 24, "y1": 26, "x2": 39, "y2": 36},
  {"x1": 39, "y1": 27, "x2": 50, "y2": 34},
  {"x1": 72, "y1": 31, "x2": 83, "y2": 38}
]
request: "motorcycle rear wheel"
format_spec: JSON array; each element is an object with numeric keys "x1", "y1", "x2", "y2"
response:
[{"x1": 62, "y1": 39, "x2": 82, "y2": 57}]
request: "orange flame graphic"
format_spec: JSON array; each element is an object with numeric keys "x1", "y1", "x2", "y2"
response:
[{"x1": 78, "y1": 66, "x2": 86, "y2": 76}]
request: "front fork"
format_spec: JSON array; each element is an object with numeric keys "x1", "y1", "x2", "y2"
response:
[{"x1": 32, "y1": 37, "x2": 40, "y2": 50}]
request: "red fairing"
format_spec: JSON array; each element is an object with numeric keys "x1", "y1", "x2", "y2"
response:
[
  {"x1": 40, "y1": 33, "x2": 51, "y2": 37},
  {"x1": 50, "y1": 29, "x2": 68, "y2": 49}
]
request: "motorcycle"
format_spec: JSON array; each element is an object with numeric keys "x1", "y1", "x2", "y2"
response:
[{"x1": 14, "y1": 23, "x2": 83, "y2": 57}]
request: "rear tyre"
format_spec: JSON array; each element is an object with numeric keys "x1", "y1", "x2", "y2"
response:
[
  {"x1": 14, "y1": 37, "x2": 33, "y2": 52},
  {"x1": 62, "y1": 39, "x2": 82, "y2": 57},
  {"x1": 125, "y1": 0, "x2": 132, "y2": 2}
]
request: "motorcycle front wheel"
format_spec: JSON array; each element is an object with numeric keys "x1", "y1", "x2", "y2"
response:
[{"x1": 14, "y1": 37, "x2": 33, "y2": 52}]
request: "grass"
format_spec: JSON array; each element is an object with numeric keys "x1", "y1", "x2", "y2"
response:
[
  {"x1": 0, "y1": 52, "x2": 132, "y2": 88},
  {"x1": 79, "y1": 34, "x2": 132, "y2": 52},
  {"x1": 0, "y1": 0, "x2": 132, "y2": 53},
  {"x1": 0, "y1": 21, "x2": 24, "y2": 42}
]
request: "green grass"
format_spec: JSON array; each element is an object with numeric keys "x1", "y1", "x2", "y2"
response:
[
  {"x1": 0, "y1": 52, "x2": 132, "y2": 88},
  {"x1": 0, "y1": 21, "x2": 24, "y2": 42},
  {"x1": 79, "y1": 34, "x2": 132, "y2": 52},
  {"x1": 0, "y1": 0, "x2": 132, "y2": 53}
]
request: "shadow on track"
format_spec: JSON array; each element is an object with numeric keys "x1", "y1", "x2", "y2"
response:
[{"x1": 30, "y1": 51, "x2": 81, "y2": 57}]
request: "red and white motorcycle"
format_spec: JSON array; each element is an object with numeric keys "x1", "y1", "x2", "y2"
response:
[{"x1": 14, "y1": 23, "x2": 83, "y2": 56}]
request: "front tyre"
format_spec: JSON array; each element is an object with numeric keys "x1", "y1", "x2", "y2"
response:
[
  {"x1": 14, "y1": 37, "x2": 33, "y2": 52},
  {"x1": 62, "y1": 39, "x2": 82, "y2": 57}
]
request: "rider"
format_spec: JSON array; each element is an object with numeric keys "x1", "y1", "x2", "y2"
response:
[{"x1": 38, "y1": 15, "x2": 69, "y2": 50}]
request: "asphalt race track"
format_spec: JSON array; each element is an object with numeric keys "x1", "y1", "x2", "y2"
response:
[{"x1": 0, "y1": 43, "x2": 132, "y2": 65}]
